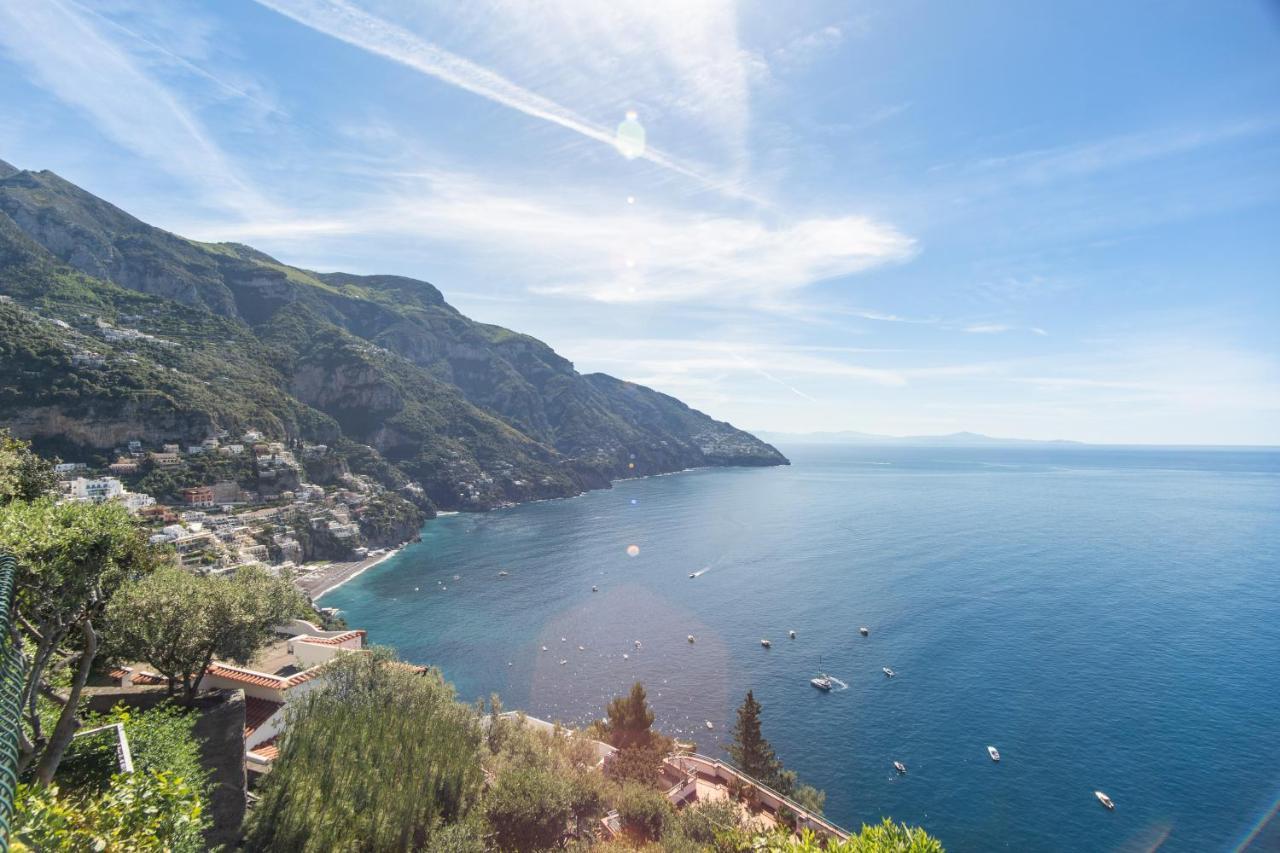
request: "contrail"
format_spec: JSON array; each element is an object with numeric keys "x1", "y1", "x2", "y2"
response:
[{"x1": 251, "y1": 0, "x2": 763, "y2": 203}]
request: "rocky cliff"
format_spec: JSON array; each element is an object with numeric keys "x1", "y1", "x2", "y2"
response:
[{"x1": 0, "y1": 160, "x2": 787, "y2": 511}]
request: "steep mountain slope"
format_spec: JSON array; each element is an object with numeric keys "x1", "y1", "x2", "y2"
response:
[{"x1": 0, "y1": 161, "x2": 786, "y2": 510}]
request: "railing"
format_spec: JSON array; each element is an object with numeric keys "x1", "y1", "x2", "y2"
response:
[
  {"x1": 665, "y1": 753, "x2": 851, "y2": 840},
  {"x1": 0, "y1": 554, "x2": 25, "y2": 852}
]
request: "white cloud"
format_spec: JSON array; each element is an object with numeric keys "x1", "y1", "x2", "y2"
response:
[
  {"x1": 198, "y1": 168, "x2": 915, "y2": 305},
  {"x1": 0, "y1": 0, "x2": 265, "y2": 215}
]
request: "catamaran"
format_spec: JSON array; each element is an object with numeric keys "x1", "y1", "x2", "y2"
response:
[{"x1": 810, "y1": 674, "x2": 833, "y2": 691}]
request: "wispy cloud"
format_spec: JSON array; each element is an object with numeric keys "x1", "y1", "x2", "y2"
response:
[
  {"x1": 0, "y1": 0, "x2": 266, "y2": 215},
  {"x1": 963, "y1": 323, "x2": 1048, "y2": 336},
  {"x1": 196, "y1": 167, "x2": 915, "y2": 305},
  {"x1": 250, "y1": 0, "x2": 758, "y2": 201}
]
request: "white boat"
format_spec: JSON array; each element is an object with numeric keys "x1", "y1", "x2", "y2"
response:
[
  {"x1": 859, "y1": 626, "x2": 870, "y2": 636},
  {"x1": 622, "y1": 653, "x2": 629, "y2": 659},
  {"x1": 689, "y1": 572, "x2": 697, "y2": 578},
  {"x1": 559, "y1": 659, "x2": 567, "y2": 665},
  {"x1": 987, "y1": 746, "x2": 1000, "y2": 762},
  {"x1": 497, "y1": 570, "x2": 509, "y2": 577},
  {"x1": 687, "y1": 635, "x2": 696, "y2": 643},
  {"x1": 634, "y1": 639, "x2": 642, "y2": 648},
  {"x1": 883, "y1": 667, "x2": 896, "y2": 678},
  {"x1": 592, "y1": 585, "x2": 598, "y2": 592},
  {"x1": 789, "y1": 630, "x2": 797, "y2": 639},
  {"x1": 760, "y1": 639, "x2": 772, "y2": 648},
  {"x1": 453, "y1": 574, "x2": 460, "y2": 581},
  {"x1": 894, "y1": 761, "x2": 907, "y2": 774},
  {"x1": 541, "y1": 645, "x2": 547, "y2": 651},
  {"x1": 578, "y1": 645, "x2": 585, "y2": 651},
  {"x1": 1095, "y1": 791, "x2": 1115, "y2": 810},
  {"x1": 705, "y1": 720, "x2": 714, "y2": 730},
  {"x1": 811, "y1": 674, "x2": 833, "y2": 691}
]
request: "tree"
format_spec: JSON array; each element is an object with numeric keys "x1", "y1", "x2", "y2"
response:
[
  {"x1": 724, "y1": 821, "x2": 945, "y2": 852},
  {"x1": 484, "y1": 765, "x2": 572, "y2": 851},
  {"x1": 601, "y1": 682, "x2": 656, "y2": 749},
  {"x1": 616, "y1": 782, "x2": 672, "y2": 842},
  {"x1": 0, "y1": 498, "x2": 161, "y2": 784},
  {"x1": 0, "y1": 429, "x2": 56, "y2": 504},
  {"x1": 105, "y1": 563, "x2": 308, "y2": 701},
  {"x1": 726, "y1": 690, "x2": 784, "y2": 787},
  {"x1": 244, "y1": 648, "x2": 484, "y2": 851}
]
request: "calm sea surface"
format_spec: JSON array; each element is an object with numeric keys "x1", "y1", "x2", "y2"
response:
[{"x1": 322, "y1": 445, "x2": 1280, "y2": 852}]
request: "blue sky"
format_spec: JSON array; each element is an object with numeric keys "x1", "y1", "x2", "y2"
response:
[{"x1": 2, "y1": 0, "x2": 1278, "y2": 444}]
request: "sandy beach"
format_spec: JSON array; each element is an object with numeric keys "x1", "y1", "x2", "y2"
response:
[{"x1": 298, "y1": 548, "x2": 402, "y2": 600}]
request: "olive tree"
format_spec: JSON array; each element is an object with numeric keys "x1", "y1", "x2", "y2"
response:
[
  {"x1": 0, "y1": 498, "x2": 161, "y2": 784},
  {"x1": 105, "y1": 563, "x2": 308, "y2": 701}
]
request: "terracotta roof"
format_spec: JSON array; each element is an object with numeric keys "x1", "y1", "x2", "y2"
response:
[
  {"x1": 285, "y1": 668, "x2": 321, "y2": 687},
  {"x1": 108, "y1": 667, "x2": 166, "y2": 686},
  {"x1": 296, "y1": 629, "x2": 366, "y2": 646},
  {"x1": 244, "y1": 696, "x2": 284, "y2": 738},
  {"x1": 205, "y1": 664, "x2": 288, "y2": 689},
  {"x1": 248, "y1": 736, "x2": 279, "y2": 760}
]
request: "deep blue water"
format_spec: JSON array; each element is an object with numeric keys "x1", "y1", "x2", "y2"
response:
[{"x1": 322, "y1": 445, "x2": 1280, "y2": 852}]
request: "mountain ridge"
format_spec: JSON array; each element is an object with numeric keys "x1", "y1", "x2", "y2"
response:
[{"x1": 0, "y1": 160, "x2": 786, "y2": 513}]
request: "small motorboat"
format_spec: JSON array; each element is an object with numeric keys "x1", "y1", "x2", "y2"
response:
[
  {"x1": 498, "y1": 570, "x2": 509, "y2": 577},
  {"x1": 541, "y1": 645, "x2": 548, "y2": 651},
  {"x1": 859, "y1": 626, "x2": 870, "y2": 636},
  {"x1": 592, "y1": 585, "x2": 598, "y2": 592},
  {"x1": 689, "y1": 572, "x2": 697, "y2": 578},
  {"x1": 687, "y1": 634, "x2": 696, "y2": 643},
  {"x1": 705, "y1": 720, "x2": 714, "y2": 730},
  {"x1": 634, "y1": 639, "x2": 642, "y2": 648},
  {"x1": 578, "y1": 645, "x2": 585, "y2": 651},
  {"x1": 622, "y1": 653, "x2": 629, "y2": 659},
  {"x1": 760, "y1": 639, "x2": 772, "y2": 648},
  {"x1": 894, "y1": 761, "x2": 907, "y2": 774},
  {"x1": 789, "y1": 630, "x2": 797, "y2": 639},
  {"x1": 559, "y1": 659, "x2": 567, "y2": 665},
  {"x1": 1095, "y1": 791, "x2": 1115, "y2": 810},
  {"x1": 987, "y1": 746, "x2": 1000, "y2": 762},
  {"x1": 453, "y1": 574, "x2": 460, "y2": 581},
  {"x1": 811, "y1": 674, "x2": 833, "y2": 691},
  {"x1": 883, "y1": 667, "x2": 896, "y2": 678}
]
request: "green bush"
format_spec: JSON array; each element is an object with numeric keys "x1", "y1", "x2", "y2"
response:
[{"x1": 12, "y1": 770, "x2": 207, "y2": 852}]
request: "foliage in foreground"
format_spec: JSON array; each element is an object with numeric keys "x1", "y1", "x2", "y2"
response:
[
  {"x1": 727, "y1": 690, "x2": 826, "y2": 814},
  {"x1": 244, "y1": 648, "x2": 485, "y2": 852},
  {"x1": 11, "y1": 770, "x2": 207, "y2": 853},
  {"x1": 13, "y1": 700, "x2": 211, "y2": 851},
  {"x1": 0, "y1": 489, "x2": 161, "y2": 783},
  {"x1": 718, "y1": 821, "x2": 945, "y2": 852}
]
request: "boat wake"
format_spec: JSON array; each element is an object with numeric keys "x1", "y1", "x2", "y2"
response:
[
  {"x1": 688, "y1": 567, "x2": 710, "y2": 578},
  {"x1": 828, "y1": 676, "x2": 850, "y2": 691}
]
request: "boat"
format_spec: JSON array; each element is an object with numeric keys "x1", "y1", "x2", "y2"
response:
[
  {"x1": 987, "y1": 746, "x2": 1000, "y2": 762},
  {"x1": 705, "y1": 720, "x2": 714, "y2": 730},
  {"x1": 1095, "y1": 791, "x2": 1115, "y2": 810},
  {"x1": 559, "y1": 659, "x2": 567, "y2": 665},
  {"x1": 591, "y1": 585, "x2": 598, "y2": 592},
  {"x1": 453, "y1": 574, "x2": 460, "y2": 581},
  {"x1": 497, "y1": 570, "x2": 509, "y2": 577},
  {"x1": 687, "y1": 635, "x2": 696, "y2": 643},
  {"x1": 760, "y1": 639, "x2": 772, "y2": 648},
  {"x1": 883, "y1": 667, "x2": 896, "y2": 678},
  {"x1": 634, "y1": 639, "x2": 642, "y2": 648},
  {"x1": 894, "y1": 761, "x2": 907, "y2": 774},
  {"x1": 789, "y1": 630, "x2": 797, "y2": 639},
  {"x1": 540, "y1": 645, "x2": 548, "y2": 651},
  {"x1": 622, "y1": 653, "x2": 629, "y2": 659},
  {"x1": 689, "y1": 572, "x2": 697, "y2": 579},
  {"x1": 578, "y1": 645, "x2": 585, "y2": 651},
  {"x1": 811, "y1": 674, "x2": 833, "y2": 691},
  {"x1": 860, "y1": 626, "x2": 870, "y2": 636}
]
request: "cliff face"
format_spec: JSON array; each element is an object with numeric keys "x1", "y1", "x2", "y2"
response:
[{"x1": 0, "y1": 160, "x2": 787, "y2": 511}]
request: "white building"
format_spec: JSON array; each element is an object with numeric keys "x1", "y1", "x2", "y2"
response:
[{"x1": 64, "y1": 477, "x2": 125, "y2": 503}]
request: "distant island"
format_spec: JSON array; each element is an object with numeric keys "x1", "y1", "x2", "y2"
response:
[{"x1": 755, "y1": 429, "x2": 1086, "y2": 448}]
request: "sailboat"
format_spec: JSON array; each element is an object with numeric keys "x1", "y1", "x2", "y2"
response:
[{"x1": 810, "y1": 655, "x2": 834, "y2": 690}]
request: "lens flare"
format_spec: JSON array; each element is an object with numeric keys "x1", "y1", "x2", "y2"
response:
[
  {"x1": 626, "y1": 544, "x2": 640, "y2": 557},
  {"x1": 615, "y1": 111, "x2": 646, "y2": 159},
  {"x1": 626, "y1": 195, "x2": 636, "y2": 204}
]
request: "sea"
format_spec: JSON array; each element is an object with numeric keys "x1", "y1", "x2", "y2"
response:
[{"x1": 320, "y1": 444, "x2": 1280, "y2": 852}]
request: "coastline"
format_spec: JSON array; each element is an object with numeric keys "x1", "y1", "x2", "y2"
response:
[{"x1": 302, "y1": 547, "x2": 403, "y2": 601}]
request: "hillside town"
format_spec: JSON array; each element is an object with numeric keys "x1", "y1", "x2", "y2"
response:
[{"x1": 52, "y1": 427, "x2": 420, "y2": 594}]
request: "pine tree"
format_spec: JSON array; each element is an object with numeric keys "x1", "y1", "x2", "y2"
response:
[
  {"x1": 726, "y1": 690, "x2": 784, "y2": 787},
  {"x1": 602, "y1": 682, "x2": 657, "y2": 749}
]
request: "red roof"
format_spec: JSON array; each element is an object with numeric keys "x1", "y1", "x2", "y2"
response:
[
  {"x1": 205, "y1": 664, "x2": 287, "y2": 689},
  {"x1": 296, "y1": 629, "x2": 366, "y2": 646},
  {"x1": 244, "y1": 696, "x2": 284, "y2": 738},
  {"x1": 108, "y1": 667, "x2": 166, "y2": 686},
  {"x1": 249, "y1": 736, "x2": 279, "y2": 760}
]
